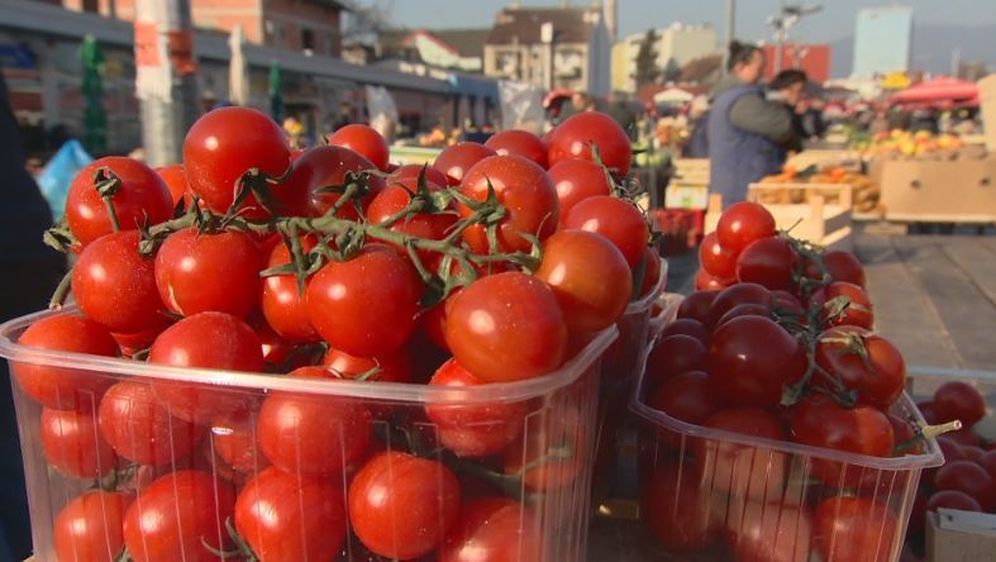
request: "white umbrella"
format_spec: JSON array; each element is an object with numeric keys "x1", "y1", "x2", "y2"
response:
[
  {"x1": 653, "y1": 87, "x2": 695, "y2": 105},
  {"x1": 228, "y1": 24, "x2": 249, "y2": 106}
]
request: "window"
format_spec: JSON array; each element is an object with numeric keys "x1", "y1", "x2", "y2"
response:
[{"x1": 301, "y1": 28, "x2": 316, "y2": 54}]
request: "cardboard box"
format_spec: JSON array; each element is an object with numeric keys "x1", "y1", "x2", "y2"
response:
[
  {"x1": 880, "y1": 157, "x2": 996, "y2": 222},
  {"x1": 979, "y1": 73, "x2": 996, "y2": 153},
  {"x1": 927, "y1": 509, "x2": 996, "y2": 562}
]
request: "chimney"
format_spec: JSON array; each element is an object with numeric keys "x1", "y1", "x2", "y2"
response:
[{"x1": 604, "y1": 0, "x2": 618, "y2": 41}]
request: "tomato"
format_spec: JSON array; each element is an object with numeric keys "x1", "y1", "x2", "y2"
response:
[
  {"x1": 261, "y1": 237, "x2": 319, "y2": 343},
  {"x1": 699, "y1": 231, "x2": 737, "y2": 280},
  {"x1": 823, "y1": 250, "x2": 866, "y2": 287},
  {"x1": 155, "y1": 228, "x2": 265, "y2": 318},
  {"x1": 439, "y1": 497, "x2": 541, "y2": 562},
  {"x1": 112, "y1": 327, "x2": 166, "y2": 358},
  {"x1": 433, "y1": 142, "x2": 497, "y2": 185},
  {"x1": 485, "y1": 129, "x2": 548, "y2": 168},
  {"x1": 72, "y1": 231, "x2": 168, "y2": 333},
  {"x1": 917, "y1": 400, "x2": 939, "y2": 424},
  {"x1": 660, "y1": 318, "x2": 710, "y2": 345},
  {"x1": 257, "y1": 366, "x2": 371, "y2": 476},
  {"x1": 183, "y1": 107, "x2": 295, "y2": 219},
  {"x1": 928, "y1": 489, "x2": 983, "y2": 513},
  {"x1": 41, "y1": 407, "x2": 117, "y2": 480},
  {"x1": 646, "y1": 335, "x2": 707, "y2": 387},
  {"x1": 66, "y1": 157, "x2": 173, "y2": 246},
  {"x1": 287, "y1": 145, "x2": 382, "y2": 218},
  {"x1": 445, "y1": 272, "x2": 567, "y2": 382},
  {"x1": 535, "y1": 230, "x2": 632, "y2": 332},
  {"x1": 326, "y1": 123, "x2": 389, "y2": 170},
  {"x1": 961, "y1": 445, "x2": 987, "y2": 464},
  {"x1": 789, "y1": 395, "x2": 894, "y2": 487},
  {"x1": 708, "y1": 316, "x2": 805, "y2": 408},
  {"x1": 736, "y1": 237, "x2": 799, "y2": 291},
  {"x1": 367, "y1": 182, "x2": 457, "y2": 267},
  {"x1": 725, "y1": 501, "x2": 812, "y2": 562},
  {"x1": 389, "y1": 163, "x2": 449, "y2": 189},
  {"x1": 348, "y1": 451, "x2": 461, "y2": 559},
  {"x1": 306, "y1": 248, "x2": 421, "y2": 357},
  {"x1": 811, "y1": 281, "x2": 874, "y2": 329},
  {"x1": 982, "y1": 450, "x2": 996, "y2": 480},
  {"x1": 933, "y1": 381, "x2": 987, "y2": 427},
  {"x1": 12, "y1": 313, "x2": 118, "y2": 410},
  {"x1": 457, "y1": 155, "x2": 558, "y2": 253},
  {"x1": 209, "y1": 409, "x2": 266, "y2": 476},
  {"x1": 547, "y1": 159, "x2": 612, "y2": 227},
  {"x1": 98, "y1": 381, "x2": 200, "y2": 466},
  {"x1": 945, "y1": 427, "x2": 982, "y2": 448},
  {"x1": 647, "y1": 370, "x2": 721, "y2": 427},
  {"x1": 562, "y1": 195, "x2": 647, "y2": 269},
  {"x1": 639, "y1": 246, "x2": 663, "y2": 296},
  {"x1": 707, "y1": 283, "x2": 772, "y2": 327},
  {"x1": 123, "y1": 470, "x2": 236, "y2": 562},
  {"x1": 695, "y1": 269, "x2": 728, "y2": 291},
  {"x1": 677, "y1": 290, "x2": 719, "y2": 324},
  {"x1": 888, "y1": 414, "x2": 918, "y2": 452},
  {"x1": 54, "y1": 491, "x2": 130, "y2": 562},
  {"x1": 641, "y1": 462, "x2": 716, "y2": 553},
  {"x1": 813, "y1": 497, "x2": 897, "y2": 562},
  {"x1": 814, "y1": 326, "x2": 905, "y2": 409},
  {"x1": 235, "y1": 466, "x2": 347, "y2": 562},
  {"x1": 154, "y1": 163, "x2": 190, "y2": 207},
  {"x1": 546, "y1": 112, "x2": 632, "y2": 176},
  {"x1": 323, "y1": 347, "x2": 412, "y2": 383},
  {"x1": 715, "y1": 303, "x2": 771, "y2": 328},
  {"x1": 502, "y1": 408, "x2": 583, "y2": 491},
  {"x1": 715, "y1": 202, "x2": 776, "y2": 253},
  {"x1": 696, "y1": 409, "x2": 787, "y2": 502},
  {"x1": 933, "y1": 460, "x2": 996, "y2": 510},
  {"x1": 426, "y1": 358, "x2": 528, "y2": 457},
  {"x1": 770, "y1": 289, "x2": 803, "y2": 314}
]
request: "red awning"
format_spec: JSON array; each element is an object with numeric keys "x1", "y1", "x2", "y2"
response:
[{"x1": 890, "y1": 77, "x2": 979, "y2": 106}]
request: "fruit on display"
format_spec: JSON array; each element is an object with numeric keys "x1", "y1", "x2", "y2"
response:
[{"x1": 757, "y1": 162, "x2": 881, "y2": 214}]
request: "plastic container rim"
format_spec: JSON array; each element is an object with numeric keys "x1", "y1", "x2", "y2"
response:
[
  {"x1": 624, "y1": 257, "x2": 667, "y2": 315},
  {"x1": 0, "y1": 307, "x2": 618, "y2": 405}
]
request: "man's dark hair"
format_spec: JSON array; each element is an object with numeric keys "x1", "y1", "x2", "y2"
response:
[
  {"x1": 727, "y1": 40, "x2": 761, "y2": 71},
  {"x1": 770, "y1": 69, "x2": 808, "y2": 90}
]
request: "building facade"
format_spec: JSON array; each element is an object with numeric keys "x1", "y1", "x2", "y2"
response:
[
  {"x1": 762, "y1": 43, "x2": 831, "y2": 83},
  {"x1": 612, "y1": 23, "x2": 717, "y2": 93},
  {"x1": 378, "y1": 28, "x2": 490, "y2": 73},
  {"x1": 852, "y1": 6, "x2": 914, "y2": 78}
]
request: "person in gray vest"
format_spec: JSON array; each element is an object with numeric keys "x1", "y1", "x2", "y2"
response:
[{"x1": 707, "y1": 41, "x2": 796, "y2": 207}]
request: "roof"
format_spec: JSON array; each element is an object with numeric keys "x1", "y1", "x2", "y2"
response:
[
  {"x1": 380, "y1": 28, "x2": 489, "y2": 60},
  {"x1": 486, "y1": 6, "x2": 601, "y2": 45},
  {"x1": 308, "y1": 0, "x2": 350, "y2": 11}
]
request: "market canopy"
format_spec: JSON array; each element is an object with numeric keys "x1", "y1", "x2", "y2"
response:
[
  {"x1": 890, "y1": 77, "x2": 979, "y2": 107},
  {"x1": 652, "y1": 87, "x2": 695, "y2": 105}
]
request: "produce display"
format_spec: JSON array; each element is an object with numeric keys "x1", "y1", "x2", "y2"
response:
[
  {"x1": 757, "y1": 164, "x2": 881, "y2": 214},
  {"x1": 857, "y1": 130, "x2": 965, "y2": 159},
  {"x1": 2, "y1": 108, "x2": 660, "y2": 562},
  {"x1": 633, "y1": 201, "x2": 946, "y2": 562}
]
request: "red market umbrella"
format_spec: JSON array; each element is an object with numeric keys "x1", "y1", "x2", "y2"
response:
[
  {"x1": 890, "y1": 77, "x2": 979, "y2": 106},
  {"x1": 543, "y1": 87, "x2": 575, "y2": 109}
]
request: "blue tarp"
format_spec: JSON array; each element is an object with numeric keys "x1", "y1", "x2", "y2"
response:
[{"x1": 37, "y1": 140, "x2": 93, "y2": 221}]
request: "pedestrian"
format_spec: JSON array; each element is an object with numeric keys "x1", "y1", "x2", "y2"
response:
[
  {"x1": 768, "y1": 68, "x2": 809, "y2": 154},
  {"x1": 684, "y1": 95, "x2": 710, "y2": 158},
  {"x1": 707, "y1": 41, "x2": 796, "y2": 207}
]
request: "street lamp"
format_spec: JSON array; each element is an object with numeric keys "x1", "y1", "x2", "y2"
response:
[{"x1": 768, "y1": 2, "x2": 823, "y2": 73}]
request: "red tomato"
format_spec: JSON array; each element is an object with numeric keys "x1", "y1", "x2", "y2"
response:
[
  {"x1": 725, "y1": 501, "x2": 812, "y2": 562},
  {"x1": 647, "y1": 370, "x2": 721, "y2": 428},
  {"x1": 695, "y1": 268, "x2": 728, "y2": 291},
  {"x1": 547, "y1": 159, "x2": 612, "y2": 227},
  {"x1": 112, "y1": 326, "x2": 166, "y2": 358},
  {"x1": 326, "y1": 123, "x2": 389, "y2": 170},
  {"x1": 323, "y1": 347, "x2": 412, "y2": 383},
  {"x1": 945, "y1": 427, "x2": 982, "y2": 448},
  {"x1": 349, "y1": 451, "x2": 461, "y2": 559},
  {"x1": 502, "y1": 408, "x2": 584, "y2": 491},
  {"x1": 813, "y1": 497, "x2": 897, "y2": 562},
  {"x1": 933, "y1": 460, "x2": 996, "y2": 510},
  {"x1": 770, "y1": 289, "x2": 804, "y2": 314},
  {"x1": 814, "y1": 326, "x2": 906, "y2": 409},
  {"x1": 823, "y1": 250, "x2": 866, "y2": 287},
  {"x1": 962, "y1": 446, "x2": 988, "y2": 465},
  {"x1": 546, "y1": 112, "x2": 632, "y2": 176},
  {"x1": 306, "y1": 248, "x2": 421, "y2": 358},
  {"x1": 123, "y1": 470, "x2": 236, "y2": 562},
  {"x1": 388, "y1": 163, "x2": 449, "y2": 188},
  {"x1": 367, "y1": 182, "x2": 457, "y2": 267},
  {"x1": 155, "y1": 228, "x2": 264, "y2": 318},
  {"x1": 933, "y1": 381, "x2": 987, "y2": 427},
  {"x1": 918, "y1": 400, "x2": 939, "y2": 424},
  {"x1": 715, "y1": 303, "x2": 771, "y2": 328},
  {"x1": 485, "y1": 129, "x2": 548, "y2": 168},
  {"x1": 72, "y1": 231, "x2": 169, "y2": 333},
  {"x1": 445, "y1": 272, "x2": 567, "y2": 382},
  {"x1": 707, "y1": 283, "x2": 772, "y2": 327},
  {"x1": 697, "y1": 409, "x2": 788, "y2": 502},
  {"x1": 183, "y1": 107, "x2": 295, "y2": 219},
  {"x1": 66, "y1": 157, "x2": 173, "y2": 246},
  {"x1": 925, "y1": 436, "x2": 967, "y2": 484},
  {"x1": 148, "y1": 312, "x2": 263, "y2": 422},
  {"x1": 425, "y1": 358, "x2": 528, "y2": 457},
  {"x1": 433, "y1": 142, "x2": 497, "y2": 185},
  {"x1": 54, "y1": 491, "x2": 130, "y2": 562},
  {"x1": 439, "y1": 497, "x2": 541, "y2": 562},
  {"x1": 12, "y1": 313, "x2": 118, "y2": 411},
  {"x1": 235, "y1": 466, "x2": 347, "y2": 562},
  {"x1": 640, "y1": 246, "x2": 663, "y2": 296},
  {"x1": 257, "y1": 366, "x2": 371, "y2": 476},
  {"x1": 535, "y1": 230, "x2": 632, "y2": 332},
  {"x1": 736, "y1": 237, "x2": 799, "y2": 291},
  {"x1": 458, "y1": 155, "x2": 558, "y2": 253},
  {"x1": 98, "y1": 381, "x2": 200, "y2": 466},
  {"x1": 982, "y1": 450, "x2": 996, "y2": 480},
  {"x1": 646, "y1": 335, "x2": 707, "y2": 386},
  {"x1": 41, "y1": 407, "x2": 117, "y2": 480},
  {"x1": 288, "y1": 145, "x2": 382, "y2": 218},
  {"x1": 660, "y1": 318, "x2": 710, "y2": 345},
  {"x1": 708, "y1": 316, "x2": 805, "y2": 408},
  {"x1": 154, "y1": 163, "x2": 190, "y2": 206},
  {"x1": 562, "y1": 195, "x2": 647, "y2": 269},
  {"x1": 811, "y1": 281, "x2": 874, "y2": 329},
  {"x1": 209, "y1": 409, "x2": 266, "y2": 476},
  {"x1": 928, "y1": 489, "x2": 983, "y2": 513},
  {"x1": 641, "y1": 462, "x2": 716, "y2": 553},
  {"x1": 677, "y1": 290, "x2": 719, "y2": 324},
  {"x1": 715, "y1": 202, "x2": 776, "y2": 253},
  {"x1": 699, "y1": 231, "x2": 738, "y2": 280},
  {"x1": 261, "y1": 237, "x2": 320, "y2": 343}
]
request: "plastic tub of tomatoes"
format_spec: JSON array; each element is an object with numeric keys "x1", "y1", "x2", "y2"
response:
[
  {"x1": 632, "y1": 201, "x2": 945, "y2": 562},
  {"x1": 1, "y1": 108, "x2": 656, "y2": 562}
]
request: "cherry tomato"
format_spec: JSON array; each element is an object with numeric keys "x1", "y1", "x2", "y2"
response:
[
  {"x1": 41, "y1": 407, "x2": 117, "y2": 480},
  {"x1": 547, "y1": 112, "x2": 632, "y2": 176},
  {"x1": 928, "y1": 489, "x2": 983, "y2": 514},
  {"x1": 888, "y1": 413, "x2": 918, "y2": 452},
  {"x1": 13, "y1": 313, "x2": 118, "y2": 411},
  {"x1": 697, "y1": 409, "x2": 788, "y2": 502},
  {"x1": 981, "y1": 450, "x2": 996, "y2": 480},
  {"x1": 639, "y1": 246, "x2": 664, "y2": 296},
  {"x1": 715, "y1": 201, "x2": 776, "y2": 253},
  {"x1": 154, "y1": 163, "x2": 190, "y2": 207},
  {"x1": 349, "y1": 451, "x2": 461, "y2": 559},
  {"x1": 66, "y1": 157, "x2": 173, "y2": 246},
  {"x1": 306, "y1": 248, "x2": 421, "y2": 358},
  {"x1": 72, "y1": 231, "x2": 169, "y2": 333},
  {"x1": 823, "y1": 250, "x2": 866, "y2": 287},
  {"x1": 933, "y1": 381, "x2": 987, "y2": 427},
  {"x1": 439, "y1": 497, "x2": 540, "y2": 562},
  {"x1": 485, "y1": 129, "x2": 548, "y2": 168},
  {"x1": 123, "y1": 470, "x2": 236, "y2": 562},
  {"x1": 535, "y1": 230, "x2": 632, "y2": 332},
  {"x1": 925, "y1": 436, "x2": 967, "y2": 484},
  {"x1": 699, "y1": 231, "x2": 737, "y2": 280},
  {"x1": 715, "y1": 302, "x2": 771, "y2": 328},
  {"x1": 945, "y1": 427, "x2": 982, "y2": 448},
  {"x1": 934, "y1": 460, "x2": 996, "y2": 510},
  {"x1": 326, "y1": 123, "x2": 389, "y2": 170},
  {"x1": 155, "y1": 228, "x2": 264, "y2": 318},
  {"x1": 707, "y1": 283, "x2": 772, "y2": 327},
  {"x1": 547, "y1": 159, "x2": 612, "y2": 227},
  {"x1": 695, "y1": 268, "x2": 728, "y2": 291},
  {"x1": 288, "y1": 145, "x2": 382, "y2": 218},
  {"x1": 54, "y1": 491, "x2": 130, "y2": 562},
  {"x1": 98, "y1": 381, "x2": 200, "y2": 466},
  {"x1": 323, "y1": 347, "x2": 412, "y2": 383},
  {"x1": 736, "y1": 237, "x2": 799, "y2": 291},
  {"x1": 183, "y1": 107, "x2": 294, "y2": 219},
  {"x1": 814, "y1": 497, "x2": 896, "y2": 562},
  {"x1": 389, "y1": 163, "x2": 449, "y2": 189},
  {"x1": 770, "y1": 289, "x2": 804, "y2": 314},
  {"x1": 917, "y1": 400, "x2": 939, "y2": 424},
  {"x1": 261, "y1": 237, "x2": 319, "y2": 343},
  {"x1": 433, "y1": 142, "x2": 496, "y2": 185},
  {"x1": 235, "y1": 466, "x2": 347, "y2": 562},
  {"x1": 813, "y1": 326, "x2": 905, "y2": 409},
  {"x1": 445, "y1": 272, "x2": 567, "y2": 382},
  {"x1": 209, "y1": 409, "x2": 266, "y2": 476},
  {"x1": 641, "y1": 462, "x2": 716, "y2": 553},
  {"x1": 426, "y1": 358, "x2": 528, "y2": 457},
  {"x1": 502, "y1": 407, "x2": 584, "y2": 491},
  {"x1": 562, "y1": 195, "x2": 646, "y2": 269},
  {"x1": 257, "y1": 366, "x2": 371, "y2": 476},
  {"x1": 708, "y1": 316, "x2": 805, "y2": 408},
  {"x1": 646, "y1": 335, "x2": 707, "y2": 387},
  {"x1": 367, "y1": 182, "x2": 457, "y2": 267},
  {"x1": 725, "y1": 501, "x2": 812, "y2": 562},
  {"x1": 647, "y1": 370, "x2": 721, "y2": 438},
  {"x1": 660, "y1": 318, "x2": 710, "y2": 345},
  {"x1": 112, "y1": 326, "x2": 166, "y2": 359},
  {"x1": 962, "y1": 445, "x2": 987, "y2": 464},
  {"x1": 811, "y1": 281, "x2": 874, "y2": 329},
  {"x1": 677, "y1": 290, "x2": 719, "y2": 324}
]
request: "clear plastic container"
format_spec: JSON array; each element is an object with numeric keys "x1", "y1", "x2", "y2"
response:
[
  {"x1": 1, "y1": 308, "x2": 617, "y2": 562},
  {"x1": 907, "y1": 366, "x2": 996, "y2": 443},
  {"x1": 631, "y1": 339, "x2": 944, "y2": 562}
]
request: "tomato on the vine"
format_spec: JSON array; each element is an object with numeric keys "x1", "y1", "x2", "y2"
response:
[
  {"x1": 641, "y1": 462, "x2": 716, "y2": 553},
  {"x1": 646, "y1": 335, "x2": 707, "y2": 386},
  {"x1": 639, "y1": 246, "x2": 663, "y2": 296},
  {"x1": 822, "y1": 250, "x2": 866, "y2": 287},
  {"x1": 367, "y1": 181, "x2": 457, "y2": 267},
  {"x1": 708, "y1": 315, "x2": 805, "y2": 408},
  {"x1": 677, "y1": 290, "x2": 719, "y2": 324},
  {"x1": 288, "y1": 145, "x2": 382, "y2": 219},
  {"x1": 715, "y1": 201, "x2": 776, "y2": 253},
  {"x1": 439, "y1": 497, "x2": 541, "y2": 562},
  {"x1": 933, "y1": 460, "x2": 996, "y2": 510},
  {"x1": 736, "y1": 236, "x2": 799, "y2": 291},
  {"x1": 562, "y1": 195, "x2": 647, "y2": 269},
  {"x1": 98, "y1": 381, "x2": 200, "y2": 466},
  {"x1": 41, "y1": 407, "x2": 118, "y2": 480},
  {"x1": 660, "y1": 318, "x2": 709, "y2": 345},
  {"x1": 647, "y1": 370, "x2": 721, "y2": 428},
  {"x1": 695, "y1": 269, "x2": 727, "y2": 291},
  {"x1": 209, "y1": 408, "x2": 267, "y2": 476},
  {"x1": 707, "y1": 282, "x2": 772, "y2": 327},
  {"x1": 433, "y1": 142, "x2": 496, "y2": 185},
  {"x1": 811, "y1": 281, "x2": 874, "y2": 329},
  {"x1": 326, "y1": 123, "x2": 389, "y2": 171},
  {"x1": 813, "y1": 497, "x2": 896, "y2": 562},
  {"x1": 155, "y1": 163, "x2": 190, "y2": 207},
  {"x1": 933, "y1": 381, "x2": 987, "y2": 427},
  {"x1": 699, "y1": 232, "x2": 737, "y2": 280},
  {"x1": 54, "y1": 491, "x2": 130, "y2": 562},
  {"x1": 502, "y1": 407, "x2": 584, "y2": 491},
  {"x1": 814, "y1": 326, "x2": 906, "y2": 409},
  {"x1": 261, "y1": 236, "x2": 320, "y2": 343},
  {"x1": 724, "y1": 500, "x2": 812, "y2": 562},
  {"x1": 389, "y1": 163, "x2": 449, "y2": 189},
  {"x1": 927, "y1": 490, "x2": 982, "y2": 513},
  {"x1": 547, "y1": 158, "x2": 612, "y2": 227},
  {"x1": 696, "y1": 408, "x2": 788, "y2": 502},
  {"x1": 485, "y1": 129, "x2": 549, "y2": 168},
  {"x1": 323, "y1": 347, "x2": 413, "y2": 383},
  {"x1": 546, "y1": 112, "x2": 633, "y2": 176}
]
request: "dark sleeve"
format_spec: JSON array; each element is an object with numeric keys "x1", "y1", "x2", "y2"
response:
[{"x1": 728, "y1": 94, "x2": 793, "y2": 142}]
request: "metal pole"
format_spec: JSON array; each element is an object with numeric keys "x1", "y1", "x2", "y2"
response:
[
  {"x1": 774, "y1": 0, "x2": 785, "y2": 73},
  {"x1": 723, "y1": 0, "x2": 736, "y2": 75}
]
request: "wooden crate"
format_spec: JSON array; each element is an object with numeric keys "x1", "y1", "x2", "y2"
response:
[
  {"x1": 787, "y1": 149, "x2": 862, "y2": 171},
  {"x1": 667, "y1": 158, "x2": 710, "y2": 210},
  {"x1": 880, "y1": 158, "x2": 996, "y2": 223}
]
